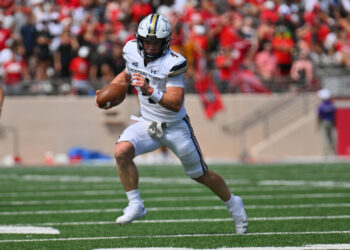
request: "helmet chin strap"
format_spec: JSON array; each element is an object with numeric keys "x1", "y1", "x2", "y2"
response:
[{"x1": 143, "y1": 52, "x2": 161, "y2": 66}]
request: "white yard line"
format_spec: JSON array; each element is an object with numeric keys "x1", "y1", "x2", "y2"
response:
[
  {"x1": 2, "y1": 215, "x2": 350, "y2": 227},
  {"x1": 0, "y1": 188, "x2": 202, "y2": 197},
  {"x1": 93, "y1": 245, "x2": 350, "y2": 250},
  {"x1": 2, "y1": 174, "x2": 350, "y2": 188},
  {"x1": 0, "y1": 231, "x2": 349, "y2": 243},
  {"x1": 1, "y1": 193, "x2": 350, "y2": 206},
  {"x1": 0, "y1": 203, "x2": 350, "y2": 215},
  {"x1": 0, "y1": 175, "x2": 248, "y2": 185},
  {"x1": 0, "y1": 226, "x2": 59, "y2": 234},
  {"x1": 258, "y1": 180, "x2": 350, "y2": 188},
  {"x1": 0, "y1": 186, "x2": 342, "y2": 198}
]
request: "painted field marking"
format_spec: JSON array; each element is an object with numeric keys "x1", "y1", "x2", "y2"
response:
[
  {"x1": 0, "y1": 203, "x2": 350, "y2": 216},
  {"x1": 93, "y1": 245, "x2": 350, "y2": 250},
  {"x1": 0, "y1": 226, "x2": 59, "y2": 234},
  {"x1": 1, "y1": 185, "x2": 346, "y2": 198},
  {"x1": 2, "y1": 174, "x2": 350, "y2": 188},
  {"x1": 259, "y1": 180, "x2": 350, "y2": 188},
  {"x1": 0, "y1": 231, "x2": 349, "y2": 243},
  {"x1": 2, "y1": 193, "x2": 350, "y2": 206},
  {"x1": 0, "y1": 175, "x2": 248, "y2": 185},
  {"x1": 2, "y1": 215, "x2": 349, "y2": 227},
  {"x1": 1, "y1": 185, "x2": 342, "y2": 198},
  {"x1": 0, "y1": 188, "x2": 201, "y2": 197}
]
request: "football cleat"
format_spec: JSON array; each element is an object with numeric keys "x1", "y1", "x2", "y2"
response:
[
  {"x1": 231, "y1": 196, "x2": 248, "y2": 234},
  {"x1": 116, "y1": 203, "x2": 147, "y2": 225}
]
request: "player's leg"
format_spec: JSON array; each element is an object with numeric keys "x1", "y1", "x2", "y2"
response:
[
  {"x1": 193, "y1": 169, "x2": 231, "y2": 201},
  {"x1": 114, "y1": 141, "x2": 146, "y2": 224},
  {"x1": 115, "y1": 141, "x2": 138, "y2": 192},
  {"x1": 194, "y1": 170, "x2": 248, "y2": 234},
  {"x1": 114, "y1": 121, "x2": 160, "y2": 224},
  {"x1": 165, "y1": 116, "x2": 248, "y2": 233}
]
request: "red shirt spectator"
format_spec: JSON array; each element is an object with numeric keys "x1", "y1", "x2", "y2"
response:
[
  {"x1": 130, "y1": 1, "x2": 153, "y2": 23},
  {"x1": 106, "y1": 1, "x2": 122, "y2": 23},
  {"x1": 232, "y1": 37, "x2": 251, "y2": 68},
  {"x1": 0, "y1": 0, "x2": 12, "y2": 8},
  {"x1": 260, "y1": 1, "x2": 279, "y2": 24},
  {"x1": 218, "y1": 13, "x2": 238, "y2": 47},
  {"x1": 271, "y1": 29, "x2": 294, "y2": 72},
  {"x1": 191, "y1": 25, "x2": 209, "y2": 51},
  {"x1": 0, "y1": 25, "x2": 11, "y2": 51},
  {"x1": 69, "y1": 55, "x2": 90, "y2": 81},
  {"x1": 247, "y1": 0, "x2": 265, "y2": 5},
  {"x1": 304, "y1": 4, "x2": 323, "y2": 25},
  {"x1": 215, "y1": 46, "x2": 235, "y2": 82},
  {"x1": 3, "y1": 59, "x2": 26, "y2": 86},
  {"x1": 317, "y1": 24, "x2": 330, "y2": 43},
  {"x1": 219, "y1": 26, "x2": 237, "y2": 47},
  {"x1": 56, "y1": 0, "x2": 80, "y2": 8}
]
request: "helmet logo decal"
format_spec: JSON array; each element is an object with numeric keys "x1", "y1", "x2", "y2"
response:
[{"x1": 148, "y1": 14, "x2": 159, "y2": 36}]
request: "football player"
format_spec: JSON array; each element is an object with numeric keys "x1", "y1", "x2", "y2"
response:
[{"x1": 96, "y1": 13, "x2": 248, "y2": 233}]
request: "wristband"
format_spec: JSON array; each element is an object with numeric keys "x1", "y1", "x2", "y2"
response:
[{"x1": 149, "y1": 88, "x2": 163, "y2": 103}]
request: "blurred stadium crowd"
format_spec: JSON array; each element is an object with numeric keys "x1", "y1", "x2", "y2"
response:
[{"x1": 0, "y1": 0, "x2": 350, "y2": 96}]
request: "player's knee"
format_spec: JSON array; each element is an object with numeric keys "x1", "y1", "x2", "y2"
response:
[
  {"x1": 192, "y1": 171, "x2": 208, "y2": 184},
  {"x1": 114, "y1": 142, "x2": 134, "y2": 165}
]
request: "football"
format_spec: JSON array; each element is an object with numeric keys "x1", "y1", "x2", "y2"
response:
[{"x1": 96, "y1": 83, "x2": 126, "y2": 108}]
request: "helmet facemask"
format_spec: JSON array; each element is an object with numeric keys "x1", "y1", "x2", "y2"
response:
[{"x1": 136, "y1": 36, "x2": 169, "y2": 61}]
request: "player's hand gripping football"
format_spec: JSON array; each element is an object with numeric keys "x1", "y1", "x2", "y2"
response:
[
  {"x1": 94, "y1": 90, "x2": 107, "y2": 109},
  {"x1": 131, "y1": 73, "x2": 152, "y2": 96},
  {"x1": 95, "y1": 83, "x2": 126, "y2": 109}
]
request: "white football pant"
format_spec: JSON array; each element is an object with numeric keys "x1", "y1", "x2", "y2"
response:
[{"x1": 118, "y1": 116, "x2": 208, "y2": 178}]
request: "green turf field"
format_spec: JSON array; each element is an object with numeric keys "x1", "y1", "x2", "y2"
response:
[{"x1": 0, "y1": 162, "x2": 349, "y2": 249}]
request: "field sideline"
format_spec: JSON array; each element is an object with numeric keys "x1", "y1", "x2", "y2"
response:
[{"x1": 0, "y1": 162, "x2": 349, "y2": 249}]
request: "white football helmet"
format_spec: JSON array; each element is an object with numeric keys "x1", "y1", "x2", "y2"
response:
[{"x1": 136, "y1": 13, "x2": 172, "y2": 61}]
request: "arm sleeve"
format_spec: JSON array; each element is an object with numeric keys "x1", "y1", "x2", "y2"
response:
[
  {"x1": 168, "y1": 60, "x2": 187, "y2": 77},
  {"x1": 166, "y1": 73, "x2": 185, "y2": 88},
  {"x1": 122, "y1": 42, "x2": 132, "y2": 74},
  {"x1": 122, "y1": 51, "x2": 131, "y2": 74}
]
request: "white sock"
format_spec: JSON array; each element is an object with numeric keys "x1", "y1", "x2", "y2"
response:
[
  {"x1": 224, "y1": 194, "x2": 235, "y2": 212},
  {"x1": 126, "y1": 189, "x2": 143, "y2": 206}
]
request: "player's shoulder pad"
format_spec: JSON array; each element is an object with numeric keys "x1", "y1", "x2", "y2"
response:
[
  {"x1": 122, "y1": 39, "x2": 137, "y2": 60},
  {"x1": 166, "y1": 50, "x2": 187, "y2": 77}
]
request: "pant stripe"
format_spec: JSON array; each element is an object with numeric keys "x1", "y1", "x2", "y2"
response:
[{"x1": 183, "y1": 115, "x2": 208, "y2": 174}]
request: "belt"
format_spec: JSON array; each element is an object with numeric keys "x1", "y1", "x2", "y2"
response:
[
  {"x1": 130, "y1": 115, "x2": 180, "y2": 128},
  {"x1": 161, "y1": 122, "x2": 167, "y2": 129},
  {"x1": 130, "y1": 115, "x2": 181, "y2": 138}
]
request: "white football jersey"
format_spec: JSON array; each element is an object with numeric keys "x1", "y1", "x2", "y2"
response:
[{"x1": 123, "y1": 39, "x2": 187, "y2": 123}]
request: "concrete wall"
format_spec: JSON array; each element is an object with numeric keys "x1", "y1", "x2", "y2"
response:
[{"x1": 0, "y1": 94, "x2": 323, "y2": 164}]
